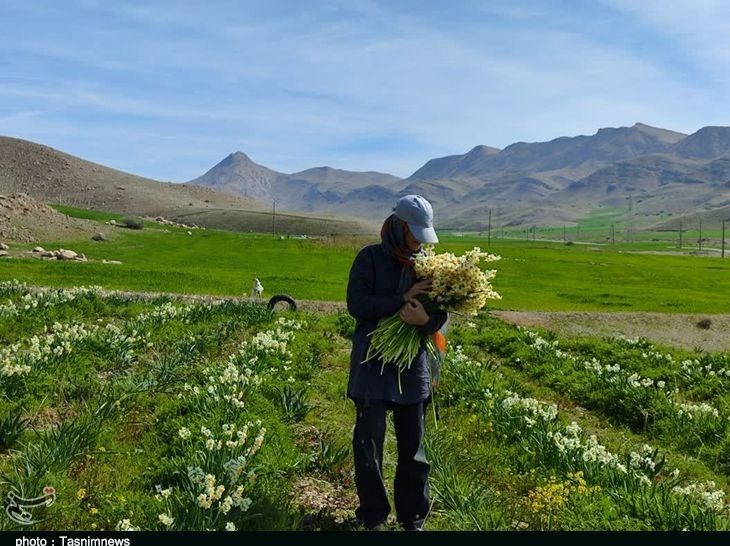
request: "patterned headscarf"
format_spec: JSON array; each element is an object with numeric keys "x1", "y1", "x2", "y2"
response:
[
  {"x1": 380, "y1": 214, "x2": 416, "y2": 265},
  {"x1": 380, "y1": 214, "x2": 417, "y2": 291}
]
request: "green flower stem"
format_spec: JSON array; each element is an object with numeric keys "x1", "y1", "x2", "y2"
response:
[{"x1": 364, "y1": 314, "x2": 439, "y2": 394}]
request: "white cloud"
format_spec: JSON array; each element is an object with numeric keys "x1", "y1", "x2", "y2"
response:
[{"x1": 604, "y1": 0, "x2": 730, "y2": 74}]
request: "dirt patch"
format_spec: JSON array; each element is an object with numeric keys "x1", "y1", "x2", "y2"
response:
[
  {"x1": 492, "y1": 310, "x2": 730, "y2": 352},
  {"x1": 0, "y1": 193, "x2": 98, "y2": 242},
  {"x1": 296, "y1": 299, "x2": 346, "y2": 314},
  {"x1": 291, "y1": 476, "x2": 357, "y2": 529}
]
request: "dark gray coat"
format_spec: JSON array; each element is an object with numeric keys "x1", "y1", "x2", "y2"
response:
[{"x1": 346, "y1": 244, "x2": 448, "y2": 404}]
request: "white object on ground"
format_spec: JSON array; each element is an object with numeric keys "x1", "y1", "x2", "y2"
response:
[{"x1": 251, "y1": 278, "x2": 264, "y2": 298}]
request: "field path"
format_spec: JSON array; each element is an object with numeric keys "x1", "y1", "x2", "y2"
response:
[{"x1": 493, "y1": 310, "x2": 730, "y2": 351}]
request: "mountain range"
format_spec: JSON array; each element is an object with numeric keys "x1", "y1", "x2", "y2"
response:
[
  {"x1": 3, "y1": 122, "x2": 730, "y2": 234},
  {"x1": 190, "y1": 123, "x2": 730, "y2": 229}
]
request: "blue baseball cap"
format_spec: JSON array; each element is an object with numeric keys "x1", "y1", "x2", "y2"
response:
[{"x1": 393, "y1": 194, "x2": 439, "y2": 244}]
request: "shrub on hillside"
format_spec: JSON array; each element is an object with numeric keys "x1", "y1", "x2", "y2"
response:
[{"x1": 120, "y1": 216, "x2": 144, "y2": 230}]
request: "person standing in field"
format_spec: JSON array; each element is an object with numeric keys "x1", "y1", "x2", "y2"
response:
[{"x1": 346, "y1": 194, "x2": 447, "y2": 531}]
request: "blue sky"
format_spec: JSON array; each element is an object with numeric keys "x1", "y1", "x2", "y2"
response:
[{"x1": 2, "y1": 0, "x2": 730, "y2": 181}]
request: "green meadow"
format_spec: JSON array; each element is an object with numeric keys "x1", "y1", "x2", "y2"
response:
[{"x1": 1, "y1": 206, "x2": 729, "y2": 313}]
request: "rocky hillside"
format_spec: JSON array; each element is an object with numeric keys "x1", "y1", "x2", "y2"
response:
[
  {"x1": 0, "y1": 193, "x2": 98, "y2": 242},
  {"x1": 0, "y1": 137, "x2": 264, "y2": 216}
]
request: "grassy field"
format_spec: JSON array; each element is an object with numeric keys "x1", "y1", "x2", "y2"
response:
[
  {"x1": 1, "y1": 207, "x2": 730, "y2": 313},
  {"x1": 52, "y1": 205, "x2": 131, "y2": 224}
]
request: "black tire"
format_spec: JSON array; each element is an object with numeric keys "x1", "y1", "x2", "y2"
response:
[{"x1": 267, "y1": 294, "x2": 297, "y2": 312}]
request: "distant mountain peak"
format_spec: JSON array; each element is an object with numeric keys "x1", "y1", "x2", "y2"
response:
[
  {"x1": 586, "y1": 122, "x2": 687, "y2": 150},
  {"x1": 691, "y1": 125, "x2": 730, "y2": 135},
  {"x1": 296, "y1": 166, "x2": 339, "y2": 175},
  {"x1": 214, "y1": 151, "x2": 282, "y2": 176},
  {"x1": 674, "y1": 125, "x2": 730, "y2": 159},
  {"x1": 630, "y1": 122, "x2": 687, "y2": 142},
  {"x1": 594, "y1": 123, "x2": 647, "y2": 135},
  {"x1": 226, "y1": 151, "x2": 254, "y2": 162},
  {"x1": 466, "y1": 145, "x2": 501, "y2": 156}
]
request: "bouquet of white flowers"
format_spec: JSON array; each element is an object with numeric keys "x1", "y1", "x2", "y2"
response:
[{"x1": 364, "y1": 246, "x2": 501, "y2": 391}]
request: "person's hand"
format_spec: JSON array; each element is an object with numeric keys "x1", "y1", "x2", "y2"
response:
[
  {"x1": 400, "y1": 298, "x2": 429, "y2": 326},
  {"x1": 402, "y1": 279, "x2": 432, "y2": 302}
]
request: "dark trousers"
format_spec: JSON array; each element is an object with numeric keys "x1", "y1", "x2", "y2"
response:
[{"x1": 352, "y1": 398, "x2": 430, "y2": 529}]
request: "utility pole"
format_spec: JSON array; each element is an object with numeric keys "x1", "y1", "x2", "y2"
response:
[
  {"x1": 679, "y1": 220, "x2": 682, "y2": 250},
  {"x1": 496, "y1": 205, "x2": 501, "y2": 239},
  {"x1": 272, "y1": 200, "x2": 277, "y2": 237},
  {"x1": 627, "y1": 194, "x2": 633, "y2": 243},
  {"x1": 487, "y1": 208, "x2": 492, "y2": 246},
  {"x1": 611, "y1": 224, "x2": 615, "y2": 244},
  {"x1": 697, "y1": 220, "x2": 702, "y2": 252},
  {"x1": 722, "y1": 219, "x2": 726, "y2": 258}
]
